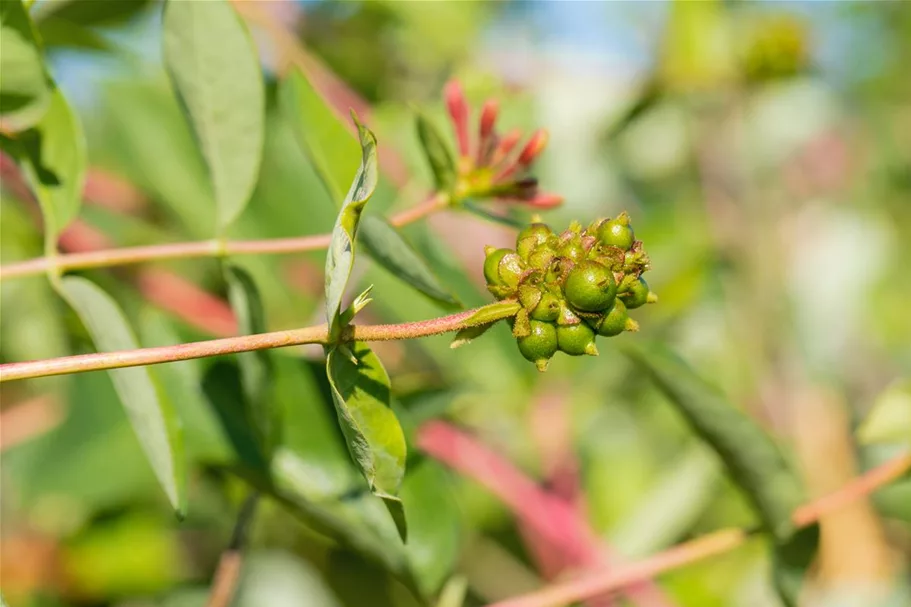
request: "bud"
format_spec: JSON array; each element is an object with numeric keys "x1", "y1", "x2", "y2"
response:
[
  {"x1": 445, "y1": 79, "x2": 470, "y2": 157},
  {"x1": 526, "y1": 192, "x2": 564, "y2": 209},
  {"x1": 479, "y1": 99, "x2": 499, "y2": 140},
  {"x1": 597, "y1": 213, "x2": 635, "y2": 251},
  {"x1": 518, "y1": 129, "x2": 549, "y2": 167}
]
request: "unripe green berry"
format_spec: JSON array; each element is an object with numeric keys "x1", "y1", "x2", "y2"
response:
[
  {"x1": 530, "y1": 291, "x2": 561, "y2": 322},
  {"x1": 483, "y1": 248, "x2": 511, "y2": 286},
  {"x1": 517, "y1": 320, "x2": 558, "y2": 371},
  {"x1": 598, "y1": 216, "x2": 635, "y2": 251},
  {"x1": 558, "y1": 240, "x2": 586, "y2": 263},
  {"x1": 620, "y1": 277, "x2": 650, "y2": 309},
  {"x1": 563, "y1": 260, "x2": 617, "y2": 312},
  {"x1": 517, "y1": 223, "x2": 552, "y2": 249},
  {"x1": 557, "y1": 322, "x2": 599, "y2": 356},
  {"x1": 596, "y1": 299, "x2": 631, "y2": 336}
]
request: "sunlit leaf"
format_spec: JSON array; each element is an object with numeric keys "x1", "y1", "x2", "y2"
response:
[
  {"x1": 360, "y1": 215, "x2": 459, "y2": 307},
  {"x1": 234, "y1": 551, "x2": 342, "y2": 607},
  {"x1": 279, "y1": 67, "x2": 360, "y2": 205},
  {"x1": 621, "y1": 340, "x2": 803, "y2": 540},
  {"x1": 162, "y1": 0, "x2": 264, "y2": 232},
  {"x1": 415, "y1": 112, "x2": 457, "y2": 192},
  {"x1": 5, "y1": 88, "x2": 86, "y2": 248},
  {"x1": 326, "y1": 342, "x2": 407, "y2": 540},
  {"x1": 58, "y1": 276, "x2": 186, "y2": 514},
  {"x1": 0, "y1": 0, "x2": 53, "y2": 128},
  {"x1": 324, "y1": 117, "x2": 378, "y2": 339},
  {"x1": 858, "y1": 380, "x2": 911, "y2": 446},
  {"x1": 225, "y1": 265, "x2": 275, "y2": 453}
]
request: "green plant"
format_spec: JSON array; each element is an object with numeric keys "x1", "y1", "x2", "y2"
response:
[{"x1": 2, "y1": 2, "x2": 909, "y2": 607}]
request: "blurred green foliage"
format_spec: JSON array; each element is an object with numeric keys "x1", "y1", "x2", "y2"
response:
[{"x1": 2, "y1": 1, "x2": 910, "y2": 607}]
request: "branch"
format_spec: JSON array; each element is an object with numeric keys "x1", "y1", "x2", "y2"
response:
[
  {"x1": 0, "y1": 303, "x2": 518, "y2": 383},
  {"x1": 206, "y1": 492, "x2": 259, "y2": 607},
  {"x1": 484, "y1": 451, "x2": 911, "y2": 607},
  {"x1": 0, "y1": 194, "x2": 447, "y2": 281}
]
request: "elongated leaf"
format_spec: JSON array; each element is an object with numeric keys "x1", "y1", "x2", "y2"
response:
[
  {"x1": 6, "y1": 88, "x2": 86, "y2": 247},
  {"x1": 415, "y1": 112, "x2": 457, "y2": 192},
  {"x1": 225, "y1": 265, "x2": 274, "y2": 453},
  {"x1": 360, "y1": 215, "x2": 459, "y2": 307},
  {"x1": 772, "y1": 524, "x2": 820, "y2": 607},
  {"x1": 462, "y1": 300, "x2": 522, "y2": 326},
  {"x1": 402, "y1": 459, "x2": 462, "y2": 597},
  {"x1": 0, "y1": 0, "x2": 53, "y2": 128},
  {"x1": 620, "y1": 340, "x2": 803, "y2": 540},
  {"x1": 325, "y1": 118, "x2": 378, "y2": 338},
  {"x1": 326, "y1": 342, "x2": 407, "y2": 539},
  {"x1": 162, "y1": 0, "x2": 264, "y2": 232},
  {"x1": 58, "y1": 276, "x2": 185, "y2": 514},
  {"x1": 278, "y1": 67, "x2": 360, "y2": 204},
  {"x1": 450, "y1": 322, "x2": 496, "y2": 349}
]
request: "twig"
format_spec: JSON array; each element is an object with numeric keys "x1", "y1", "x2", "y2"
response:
[
  {"x1": 483, "y1": 451, "x2": 911, "y2": 607},
  {"x1": 0, "y1": 194, "x2": 447, "y2": 281},
  {"x1": 416, "y1": 421, "x2": 675, "y2": 607},
  {"x1": 0, "y1": 302, "x2": 518, "y2": 382}
]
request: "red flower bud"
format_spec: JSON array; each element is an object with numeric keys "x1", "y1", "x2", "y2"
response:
[
  {"x1": 491, "y1": 128, "x2": 522, "y2": 168},
  {"x1": 526, "y1": 193, "x2": 564, "y2": 209},
  {"x1": 479, "y1": 99, "x2": 499, "y2": 140},
  {"x1": 517, "y1": 129, "x2": 549, "y2": 167},
  {"x1": 445, "y1": 79, "x2": 470, "y2": 158}
]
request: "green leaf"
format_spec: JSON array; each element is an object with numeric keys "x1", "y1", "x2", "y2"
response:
[
  {"x1": 360, "y1": 215, "x2": 459, "y2": 307},
  {"x1": 162, "y1": 0, "x2": 264, "y2": 233},
  {"x1": 324, "y1": 117, "x2": 378, "y2": 338},
  {"x1": 225, "y1": 265, "x2": 275, "y2": 453},
  {"x1": 620, "y1": 340, "x2": 803, "y2": 540},
  {"x1": 5, "y1": 88, "x2": 86, "y2": 249},
  {"x1": 33, "y1": 0, "x2": 152, "y2": 26},
  {"x1": 771, "y1": 524, "x2": 820, "y2": 607},
  {"x1": 415, "y1": 112, "x2": 457, "y2": 192},
  {"x1": 233, "y1": 551, "x2": 342, "y2": 607},
  {"x1": 326, "y1": 342, "x2": 407, "y2": 540},
  {"x1": 0, "y1": 0, "x2": 53, "y2": 128},
  {"x1": 201, "y1": 361, "x2": 270, "y2": 476},
  {"x1": 435, "y1": 577, "x2": 468, "y2": 607},
  {"x1": 279, "y1": 67, "x2": 360, "y2": 205},
  {"x1": 402, "y1": 459, "x2": 462, "y2": 597},
  {"x1": 57, "y1": 276, "x2": 186, "y2": 514},
  {"x1": 462, "y1": 300, "x2": 522, "y2": 326}
]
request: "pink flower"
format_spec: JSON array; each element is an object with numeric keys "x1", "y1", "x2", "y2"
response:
[{"x1": 443, "y1": 79, "x2": 563, "y2": 209}]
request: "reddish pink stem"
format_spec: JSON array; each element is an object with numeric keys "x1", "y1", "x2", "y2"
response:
[{"x1": 416, "y1": 421, "x2": 675, "y2": 607}]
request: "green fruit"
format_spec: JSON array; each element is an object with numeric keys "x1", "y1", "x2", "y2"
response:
[
  {"x1": 557, "y1": 322, "x2": 598, "y2": 356},
  {"x1": 483, "y1": 248, "x2": 510, "y2": 285},
  {"x1": 517, "y1": 223, "x2": 553, "y2": 248},
  {"x1": 563, "y1": 260, "x2": 617, "y2": 312},
  {"x1": 621, "y1": 277, "x2": 650, "y2": 309},
  {"x1": 558, "y1": 240, "x2": 585, "y2": 263},
  {"x1": 530, "y1": 292, "x2": 561, "y2": 322},
  {"x1": 598, "y1": 215, "x2": 635, "y2": 251},
  {"x1": 596, "y1": 300, "x2": 633, "y2": 336},
  {"x1": 517, "y1": 320, "x2": 558, "y2": 371}
]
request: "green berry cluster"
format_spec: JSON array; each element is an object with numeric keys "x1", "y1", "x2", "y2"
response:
[{"x1": 483, "y1": 212, "x2": 657, "y2": 371}]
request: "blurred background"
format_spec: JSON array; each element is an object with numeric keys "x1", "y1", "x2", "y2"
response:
[{"x1": 2, "y1": 1, "x2": 910, "y2": 606}]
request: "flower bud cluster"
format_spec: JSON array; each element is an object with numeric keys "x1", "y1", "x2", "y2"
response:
[{"x1": 483, "y1": 212, "x2": 657, "y2": 371}]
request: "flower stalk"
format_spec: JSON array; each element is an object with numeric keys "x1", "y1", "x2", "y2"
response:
[{"x1": 0, "y1": 302, "x2": 519, "y2": 383}]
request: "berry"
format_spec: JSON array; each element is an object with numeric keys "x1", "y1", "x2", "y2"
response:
[
  {"x1": 620, "y1": 277, "x2": 650, "y2": 309},
  {"x1": 483, "y1": 247, "x2": 511, "y2": 286},
  {"x1": 517, "y1": 320, "x2": 558, "y2": 371},
  {"x1": 517, "y1": 223, "x2": 553, "y2": 249},
  {"x1": 530, "y1": 291, "x2": 561, "y2": 322},
  {"x1": 557, "y1": 322, "x2": 598, "y2": 356},
  {"x1": 563, "y1": 260, "x2": 617, "y2": 312},
  {"x1": 596, "y1": 300, "x2": 635, "y2": 336},
  {"x1": 598, "y1": 214, "x2": 635, "y2": 251}
]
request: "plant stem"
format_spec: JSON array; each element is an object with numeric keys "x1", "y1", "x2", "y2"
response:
[
  {"x1": 0, "y1": 302, "x2": 517, "y2": 382},
  {"x1": 484, "y1": 451, "x2": 911, "y2": 607},
  {"x1": 0, "y1": 193, "x2": 447, "y2": 281}
]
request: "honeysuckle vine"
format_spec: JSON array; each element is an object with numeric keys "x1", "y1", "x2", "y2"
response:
[{"x1": 0, "y1": 301, "x2": 521, "y2": 382}]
